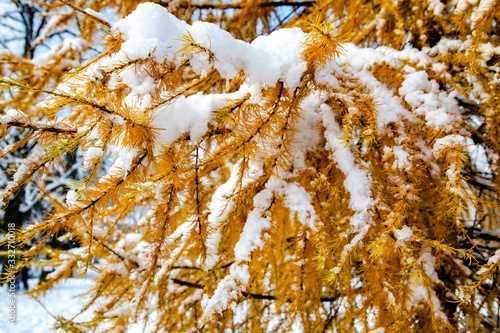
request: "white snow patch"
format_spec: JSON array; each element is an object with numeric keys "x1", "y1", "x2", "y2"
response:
[
  {"x1": 433, "y1": 135, "x2": 466, "y2": 158},
  {"x1": 84, "y1": 8, "x2": 109, "y2": 23},
  {"x1": 0, "y1": 109, "x2": 25, "y2": 124},
  {"x1": 394, "y1": 225, "x2": 413, "y2": 247}
]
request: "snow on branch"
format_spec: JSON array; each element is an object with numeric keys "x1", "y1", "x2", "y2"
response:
[{"x1": 1, "y1": 1, "x2": 496, "y2": 331}]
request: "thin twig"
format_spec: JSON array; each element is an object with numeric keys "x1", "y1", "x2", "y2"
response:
[{"x1": 57, "y1": 0, "x2": 111, "y2": 28}]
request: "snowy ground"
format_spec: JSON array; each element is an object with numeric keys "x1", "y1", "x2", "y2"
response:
[
  {"x1": 0, "y1": 277, "x2": 94, "y2": 333},
  {"x1": 0, "y1": 271, "x2": 154, "y2": 333}
]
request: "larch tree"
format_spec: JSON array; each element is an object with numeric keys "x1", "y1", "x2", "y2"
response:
[
  {"x1": 1, "y1": 0, "x2": 499, "y2": 332},
  {"x1": 0, "y1": 0, "x2": 85, "y2": 282}
]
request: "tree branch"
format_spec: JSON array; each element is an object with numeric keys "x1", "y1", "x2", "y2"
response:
[
  {"x1": 57, "y1": 0, "x2": 111, "y2": 28},
  {"x1": 465, "y1": 226, "x2": 500, "y2": 242},
  {"x1": 160, "y1": 0, "x2": 315, "y2": 10},
  {"x1": 1, "y1": 120, "x2": 77, "y2": 134},
  {"x1": 170, "y1": 278, "x2": 339, "y2": 302}
]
